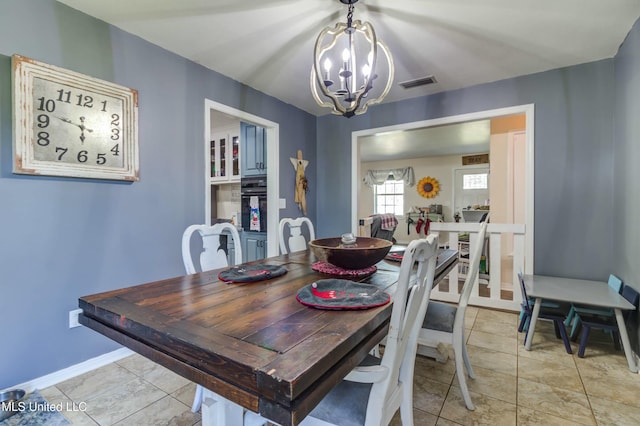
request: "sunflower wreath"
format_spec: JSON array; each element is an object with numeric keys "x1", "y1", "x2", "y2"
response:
[{"x1": 417, "y1": 176, "x2": 440, "y2": 198}]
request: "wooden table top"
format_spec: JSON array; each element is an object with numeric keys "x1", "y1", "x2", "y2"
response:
[{"x1": 79, "y1": 249, "x2": 457, "y2": 426}]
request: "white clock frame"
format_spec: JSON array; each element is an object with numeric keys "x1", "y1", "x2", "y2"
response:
[{"x1": 12, "y1": 54, "x2": 139, "y2": 181}]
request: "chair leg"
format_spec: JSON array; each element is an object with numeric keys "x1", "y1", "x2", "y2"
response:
[
  {"x1": 578, "y1": 325, "x2": 591, "y2": 358},
  {"x1": 400, "y1": 371, "x2": 414, "y2": 425},
  {"x1": 518, "y1": 313, "x2": 529, "y2": 333},
  {"x1": 191, "y1": 384, "x2": 203, "y2": 413},
  {"x1": 461, "y1": 339, "x2": 475, "y2": 379},
  {"x1": 556, "y1": 320, "x2": 572, "y2": 354},
  {"x1": 553, "y1": 321, "x2": 561, "y2": 339},
  {"x1": 453, "y1": 335, "x2": 474, "y2": 410}
]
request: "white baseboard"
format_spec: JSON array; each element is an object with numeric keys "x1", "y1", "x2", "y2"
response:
[{"x1": 1, "y1": 348, "x2": 134, "y2": 393}]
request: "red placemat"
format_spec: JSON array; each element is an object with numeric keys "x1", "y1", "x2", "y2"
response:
[{"x1": 311, "y1": 261, "x2": 376, "y2": 277}]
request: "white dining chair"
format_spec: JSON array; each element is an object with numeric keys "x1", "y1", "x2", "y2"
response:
[
  {"x1": 279, "y1": 217, "x2": 315, "y2": 254},
  {"x1": 181, "y1": 223, "x2": 243, "y2": 413},
  {"x1": 416, "y1": 219, "x2": 488, "y2": 411},
  {"x1": 299, "y1": 234, "x2": 439, "y2": 426}
]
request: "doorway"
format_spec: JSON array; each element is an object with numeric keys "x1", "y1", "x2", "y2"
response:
[
  {"x1": 204, "y1": 99, "x2": 280, "y2": 257},
  {"x1": 453, "y1": 166, "x2": 490, "y2": 220},
  {"x1": 350, "y1": 104, "x2": 535, "y2": 274}
]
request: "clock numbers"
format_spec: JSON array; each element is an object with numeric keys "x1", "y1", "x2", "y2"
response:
[
  {"x1": 37, "y1": 97, "x2": 56, "y2": 112},
  {"x1": 37, "y1": 131, "x2": 50, "y2": 146},
  {"x1": 56, "y1": 89, "x2": 71, "y2": 103},
  {"x1": 37, "y1": 114, "x2": 49, "y2": 128},
  {"x1": 76, "y1": 94, "x2": 93, "y2": 108},
  {"x1": 111, "y1": 114, "x2": 120, "y2": 140},
  {"x1": 33, "y1": 88, "x2": 124, "y2": 167}
]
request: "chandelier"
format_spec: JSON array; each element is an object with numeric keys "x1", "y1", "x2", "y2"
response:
[{"x1": 310, "y1": 0, "x2": 394, "y2": 118}]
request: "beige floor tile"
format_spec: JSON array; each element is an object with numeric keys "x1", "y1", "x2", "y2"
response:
[
  {"x1": 56, "y1": 363, "x2": 138, "y2": 401},
  {"x1": 589, "y1": 395, "x2": 640, "y2": 425},
  {"x1": 413, "y1": 374, "x2": 450, "y2": 415},
  {"x1": 415, "y1": 353, "x2": 456, "y2": 385},
  {"x1": 517, "y1": 356, "x2": 584, "y2": 393},
  {"x1": 466, "y1": 344, "x2": 517, "y2": 376},
  {"x1": 117, "y1": 354, "x2": 191, "y2": 394},
  {"x1": 389, "y1": 408, "x2": 437, "y2": 426},
  {"x1": 578, "y1": 359, "x2": 640, "y2": 408},
  {"x1": 474, "y1": 309, "x2": 518, "y2": 329},
  {"x1": 439, "y1": 386, "x2": 517, "y2": 426},
  {"x1": 517, "y1": 378, "x2": 595, "y2": 425},
  {"x1": 40, "y1": 385, "x2": 99, "y2": 425},
  {"x1": 114, "y1": 395, "x2": 199, "y2": 426},
  {"x1": 464, "y1": 306, "x2": 479, "y2": 330},
  {"x1": 172, "y1": 383, "x2": 198, "y2": 408},
  {"x1": 467, "y1": 329, "x2": 517, "y2": 355},
  {"x1": 435, "y1": 417, "x2": 463, "y2": 426},
  {"x1": 517, "y1": 406, "x2": 593, "y2": 425},
  {"x1": 455, "y1": 365, "x2": 517, "y2": 404},
  {"x1": 517, "y1": 332, "x2": 577, "y2": 367},
  {"x1": 84, "y1": 377, "x2": 166, "y2": 425}
]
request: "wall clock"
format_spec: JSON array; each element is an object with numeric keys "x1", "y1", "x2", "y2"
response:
[{"x1": 12, "y1": 54, "x2": 139, "y2": 181}]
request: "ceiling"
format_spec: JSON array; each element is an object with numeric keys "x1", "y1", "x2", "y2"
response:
[
  {"x1": 56, "y1": 0, "x2": 640, "y2": 118},
  {"x1": 359, "y1": 119, "x2": 491, "y2": 162}
]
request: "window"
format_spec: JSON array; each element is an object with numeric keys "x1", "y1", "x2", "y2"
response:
[
  {"x1": 463, "y1": 173, "x2": 488, "y2": 190},
  {"x1": 374, "y1": 180, "x2": 404, "y2": 215}
]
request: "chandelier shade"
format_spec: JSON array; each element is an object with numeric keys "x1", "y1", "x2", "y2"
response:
[{"x1": 310, "y1": 0, "x2": 394, "y2": 118}]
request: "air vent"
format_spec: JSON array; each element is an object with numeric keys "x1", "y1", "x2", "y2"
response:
[{"x1": 399, "y1": 75, "x2": 437, "y2": 89}]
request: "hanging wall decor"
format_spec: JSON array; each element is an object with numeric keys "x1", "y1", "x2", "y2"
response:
[
  {"x1": 290, "y1": 150, "x2": 309, "y2": 215},
  {"x1": 417, "y1": 176, "x2": 440, "y2": 198}
]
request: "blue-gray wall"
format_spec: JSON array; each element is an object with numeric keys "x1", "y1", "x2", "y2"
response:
[
  {"x1": 0, "y1": 0, "x2": 315, "y2": 389},
  {"x1": 316, "y1": 60, "x2": 615, "y2": 280},
  {"x1": 614, "y1": 18, "x2": 640, "y2": 349}
]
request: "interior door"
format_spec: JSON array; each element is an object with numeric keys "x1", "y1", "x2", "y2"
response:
[{"x1": 453, "y1": 167, "x2": 490, "y2": 220}]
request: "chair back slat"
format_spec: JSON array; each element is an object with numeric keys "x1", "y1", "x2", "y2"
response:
[
  {"x1": 622, "y1": 285, "x2": 640, "y2": 309},
  {"x1": 279, "y1": 217, "x2": 315, "y2": 254},
  {"x1": 182, "y1": 223, "x2": 242, "y2": 274},
  {"x1": 608, "y1": 274, "x2": 623, "y2": 293}
]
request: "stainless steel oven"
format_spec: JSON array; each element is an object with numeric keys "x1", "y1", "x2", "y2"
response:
[{"x1": 240, "y1": 176, "x2": 267, "y2": 232}]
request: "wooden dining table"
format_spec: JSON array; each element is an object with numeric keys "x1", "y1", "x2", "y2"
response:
[{"x1": 78, "y1": 248, "x2": 458, "y2": 426}]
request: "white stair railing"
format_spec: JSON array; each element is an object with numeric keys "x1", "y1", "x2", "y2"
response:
[{"x1": 429, "y1": 222, "x2": 525, "y2": 311}]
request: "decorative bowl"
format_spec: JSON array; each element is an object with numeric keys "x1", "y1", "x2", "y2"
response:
[
  {"x1": 309, "y1": 236, "x2": 393, "y2": 270},
  {"x1": 0, "y1": 389, "x2": 25, "y2": 421}
]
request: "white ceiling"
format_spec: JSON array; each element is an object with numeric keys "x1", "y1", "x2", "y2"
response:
[
  {"x1": 56, "y1": 0, "x2": 640, "y2": 118},
  {"x1": 359, "y1": 119, "x2": 491, "y2": 162}
]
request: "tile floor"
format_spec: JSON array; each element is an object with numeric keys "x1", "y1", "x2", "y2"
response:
[{"x1": 40, "y1": 306, "x2": 640, "y2": 425}]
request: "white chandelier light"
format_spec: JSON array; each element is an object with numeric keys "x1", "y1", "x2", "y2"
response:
[{"x1": 310, "y1": 0, "x2": 394, "y2": 118}]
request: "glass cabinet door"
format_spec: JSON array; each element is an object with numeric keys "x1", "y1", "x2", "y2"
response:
[
  {"x1": 211, "y1": 130, "x2": 241, "y2": 183},
  {"x1": 219, "y1": 136, "x2": 227, "y2": 178},
  {"x1": 231, "y1": 135, "x2": 240, "y2": 179}
]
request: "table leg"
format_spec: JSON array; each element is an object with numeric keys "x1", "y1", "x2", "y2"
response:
[
  {"x1": 201, "y1": 388, "x2": 244, "y2": 426},
  {"x1": 524, "y1": 297, "x2": 541, "y2": 350},
  {"x1": 614, "y1": 309, "x2": 639, "y2": 373}
]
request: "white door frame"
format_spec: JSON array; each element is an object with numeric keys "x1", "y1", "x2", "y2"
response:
[
  {"x1": 351, "y1": 104, "x2": 535, "y2": 274},
  {"x1": 204, "y1": 99, "x2": 280, "y2": 257}
]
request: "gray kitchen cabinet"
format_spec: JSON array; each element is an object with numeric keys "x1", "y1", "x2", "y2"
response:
[
  {"x1": 241, "y1": 122, "x2": 267, "y2": 177},
  {"x1": 242, "y1": 232, "x2": 267, "y2": 262}
]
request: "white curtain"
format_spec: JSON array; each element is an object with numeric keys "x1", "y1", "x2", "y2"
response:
[{"x1": 363, "y1": 167, "x2": 415, "y2": 187}]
